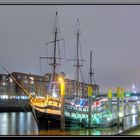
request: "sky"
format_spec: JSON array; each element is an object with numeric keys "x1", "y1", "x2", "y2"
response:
[{"x1": 0, "y1": 5, "x2": 140, "y2": 93}]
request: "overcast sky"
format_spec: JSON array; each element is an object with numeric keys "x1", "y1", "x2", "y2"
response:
[{"x1": 0, "y1": 5, "x2": 140, "y2": 93}]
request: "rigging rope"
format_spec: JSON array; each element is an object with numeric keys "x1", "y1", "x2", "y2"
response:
[
  {"x1": 39, "y1": 58, "x2": 43, "y2": 76},
  {"x1": 79, "y1": 67, "x2": 85, "y2": 82}
]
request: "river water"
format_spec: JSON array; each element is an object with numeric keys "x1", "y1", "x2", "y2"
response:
[
  {"x1": 0, "y1": 112, "x2": 38, "y2": 135},
  {"x1": 0, "y1": 112, "x2": 140, "y2": 136}
]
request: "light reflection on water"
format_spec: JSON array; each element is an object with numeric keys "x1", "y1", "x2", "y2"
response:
[
  {"x1": 0, "y1": 112, "x2": 38, "y2": 135},
  {"x1": 38, "y1": 126, "x2": 119, "y2": 136},
  {"x1": 0, "y1": 112, "x2": 139, "y2": 135},
  {"x1": 0, "y1": 112, "x2": 118, "y2": 135}
]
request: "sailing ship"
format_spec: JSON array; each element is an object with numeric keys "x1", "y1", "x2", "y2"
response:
[
  {"x1": 4, "y1": 12, "x2": 117, "y2": 131},
  {"x1": 29, "y1": 12, "x2": 91, "y2": 130}
]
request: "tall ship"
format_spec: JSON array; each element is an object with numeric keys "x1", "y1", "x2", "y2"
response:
[{"x1": 4, "y1": 12, "x2": 117, "y2": 131}]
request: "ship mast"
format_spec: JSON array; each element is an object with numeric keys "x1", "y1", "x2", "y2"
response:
[
  {"x1": 40, "y1": 12, "x2": 65, "y2": 97},
  {"x1": 40, "y1": 12, "x2": 64, "y2": 83},
  {"x1": 73, "y1": 18, "x2": 84, "y2": 98},
  {"x1": 52, "y1": 12, "x2": 58, "y2": 82},
  {"x1": 89, "y1": 51, "x2": 94, "y2": 84},
  {"x1": 88, "y1": 50, "x2": 94, "y2": 128}
]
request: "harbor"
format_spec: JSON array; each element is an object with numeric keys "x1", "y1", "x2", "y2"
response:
[
  {"x1": 1, "y1": 5, "x2": 140, "y2": 136},
  {"x1": 0, "y1": 111, "x2": 140, "y2": 135}
]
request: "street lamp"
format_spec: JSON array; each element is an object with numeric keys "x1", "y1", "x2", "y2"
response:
[{"x1": 58, "y1": 77, "x2": 65, "y2": 131}]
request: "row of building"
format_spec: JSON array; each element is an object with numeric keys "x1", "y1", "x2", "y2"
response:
[{"x1": 0, "y1": 72, "x2": 99, "y2": 99}]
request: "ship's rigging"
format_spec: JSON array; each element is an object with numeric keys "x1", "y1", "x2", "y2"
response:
[
  {"x1": 39, "y1": 12, "x2": 65, "y2": 80},
  {"x1": 2, "y1": 12, "x2": 117, "y2": 130},
  {"x1": 39, "y1": 12, "x2": 66, "y2": 96},
  {"x1": 68, "y1": 18, "x2": 85, "y2": 98}
]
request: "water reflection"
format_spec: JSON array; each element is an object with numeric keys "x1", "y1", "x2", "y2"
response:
[
  {"x1": 123, "y1": 114, "x2": 139, "y2": 130},
  {"x1": 0, "y1": 112, "x2": 38, "y2": 135},
  {"x1": 0, "y1": 112, "x2": 139, "y2": 135},
  {"x1": 38, "y1": 126, "x2": 119, "y2": 136}
]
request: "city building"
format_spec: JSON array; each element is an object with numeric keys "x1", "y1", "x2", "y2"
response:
[{"x1": 0, "y1": 72, "x2": 99, "y2": 99}]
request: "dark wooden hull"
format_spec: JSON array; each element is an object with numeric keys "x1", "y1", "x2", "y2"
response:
[
  {"x1": 30, "y1": 105, "x2": 82, "y2": 130},
  {"x1": 30, "y1": 104, "x2": 117, "y2": 130}
]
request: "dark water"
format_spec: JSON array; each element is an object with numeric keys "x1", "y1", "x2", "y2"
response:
[
  {"x1": 0, "y1": 112, "x2": 140, "y2": 136},
  {"x1": 0, "y1": 112, "x2": 117, "y2": 136},
  {"x1": 0, "y1": 112, "x2": 38, "y2": 135}
]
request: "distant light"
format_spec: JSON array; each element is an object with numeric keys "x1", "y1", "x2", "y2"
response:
[
  {"x1": 125, "y1": 93, "x2": 131, "y2": 97},
  {"x1": 29, "y1": 77, "x2": 34, "y2": 81},
  {"x1": 52, "y1": 86, "x2": 57, "y2": 98},
  {"x1": 24, "y1": 80, "x2": 28, "y2": 84},
  {"x1": 137, "y1": 101, "x2": 140, "y2": 104},
  {"x1": 58, "y1": 77, "x2": 64, "y2": 83},
  {"x1": 29, "y1": 77, "x2": 34, "y2": 84},
  {"x1": 132, "y1": 84, "x2": 135, "y2": 89},
  {"x1": 119, "y1": 112, "x2": 123, "y2": 117},
  {"x1": 52, "y1": 93, "x2": 57, "y2": 98},
  {"x1": 2, "y1": 82, "x2": 6, "y2": 86},
  {"x1": 107, "y1": 117, "x2": 110, "y2": 121},
  {"x1": 133, "y1": 96, "x2": 137, "y2": 100},
  {"x1": 9, "y1": 78, "x2": 13, "y2": 82},
  {"x1": 132, "y1": 108, "x2": 136, "y2": 114},
  {"x1": 1, "y1": 95, "x2": 8, "y2": 99},
  {"x1": 132, "y1": 84, "x2": 137, "y2": 93}
]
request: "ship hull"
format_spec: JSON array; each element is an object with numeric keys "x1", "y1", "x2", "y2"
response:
[
  {"x1": 30, "y1": 104, "x2": 82, "y2": 130},
  {"x1": 30, "y1": 97, "x2": 118, "y2": 131}
]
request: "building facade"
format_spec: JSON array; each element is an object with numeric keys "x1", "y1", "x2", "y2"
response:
[{"x1": 0, "y1": 72, "x2": 99, "y2": 99}]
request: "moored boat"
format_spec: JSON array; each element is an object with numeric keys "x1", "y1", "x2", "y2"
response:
[{"x1": 3, "y1": 11, "x2": 117, "y2": 131}]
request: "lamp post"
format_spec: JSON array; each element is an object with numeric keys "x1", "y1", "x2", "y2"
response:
[{"x1": 59, "y1": 77, "x2": 65, "y2": 131}]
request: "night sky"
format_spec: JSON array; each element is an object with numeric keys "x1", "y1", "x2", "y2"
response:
[{"x1": 0, "y1": 5, "x2": 140, "y2": 93}]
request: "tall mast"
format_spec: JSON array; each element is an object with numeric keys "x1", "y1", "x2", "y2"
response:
[
  {"x1": 89, "y1": 50, "x2": 94, "y2": 84},
  {"x1": 76, "y1": 18, "x2": 80, "y2": 98},
  {"x1": 88, "y1": 50, "x2": 94, "y2": 128},
  {"x1": 52, "y1": 12, "x2": 58, "y2": 82},
  {"x1": 73, "y1": 18, "x2": 84, "y2": 98},
  {"x1": 40, "y1": 12, "x2": 64, "y2": 83}
]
